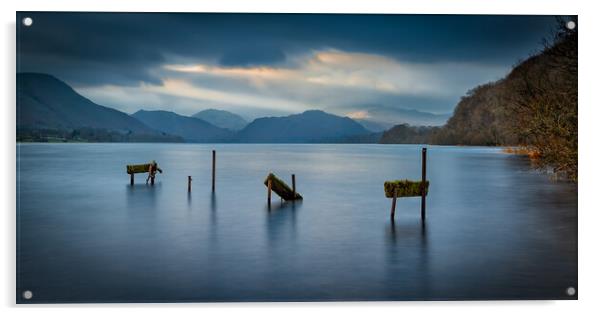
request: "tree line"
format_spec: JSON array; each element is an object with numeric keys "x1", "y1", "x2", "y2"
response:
[{"x1": 380, "y1": 19, "x2": 577, "y2": 180}]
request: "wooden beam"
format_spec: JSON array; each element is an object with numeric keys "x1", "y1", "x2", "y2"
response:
[
  {"x1": 390, "y1": 188, "x2": 398, "y2": 220},
  {"x1": 292, "y1": 174, "x2": 296, "y2": 199},
  {"x1": 267, "y1": 178, "x2": 272, "y2": 207},
  {"x1": 421, "y1": 147, "x2": 427, "y2": 221},
  {"x1": 212, "y1": 150, "x2": 216, "y2": 192}
]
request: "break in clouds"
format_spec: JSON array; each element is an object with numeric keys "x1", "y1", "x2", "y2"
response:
[{"x1": 17, "y1": 13, "x2": 559, "y2": 124}]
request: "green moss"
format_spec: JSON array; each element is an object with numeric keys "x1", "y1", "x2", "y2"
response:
[
  {"x1": 264, "y1": 173, "x2": 303, "y2": 201},
  {"x1": 127, "y1": 163, "x2": 152, "y2": 174},
  {"x1": 384, "y1": 179, "x2": 429, "y2": 198}
]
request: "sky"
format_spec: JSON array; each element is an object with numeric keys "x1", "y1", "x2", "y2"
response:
[{"x1": 17, "y1": 12, "x2": 561, "y2": 124}]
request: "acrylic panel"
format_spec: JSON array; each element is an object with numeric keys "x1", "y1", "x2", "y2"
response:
[{"x1": 16, "y1": 12, "x2": 578, "y2": 303}]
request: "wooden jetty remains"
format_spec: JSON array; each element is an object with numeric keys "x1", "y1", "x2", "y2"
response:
[
  {"x1": 385, "y1": 148, "x2": 429, "y2": 221},
  {"x1": 212, "y1": 150, "x2": 216, "y2": 192},
  {"x1": 264, "y1": 173, "x2": 302, "y2": 206},
  {"x1": 126, "y1": 162, "x2": 162, "y2": 186}
]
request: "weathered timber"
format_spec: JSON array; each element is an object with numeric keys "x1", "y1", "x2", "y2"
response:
[
  {"x1": 390, "y1": 188, "x2": 398, "y2": 220},
  {"x1": 188, "y1": 176, "x2": 192, "y2": 192},
  {"x1": 267, "y1": 178, "x2": 272, "y2": 207},
  {"x1": 384, "y1": 180, "x2": 429, "y2": 198},
  {"x1": 127, "y1": 163, "x2": 163, "y2": 174},
  {"x1": 126, "y1": 162, "x2": 162, "y2": 185},
  {"x1": 127, "y1": 163, "x2": 152, "y2": 174},
  {"x1": 263, "y1": 173, "x2": 303, "y2": 201},
  {"x1": 212, "y1": 150, "x2": 216, "y2": 192},
  {"x1": 292, "y1": 174, "x2": 296, "y2": 199},
  {"x1": 421, "y1": 147, "x2": 427, "y2": 221}
]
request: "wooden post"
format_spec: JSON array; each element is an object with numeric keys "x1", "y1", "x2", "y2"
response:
[
  {"x1": 291, "y1": 174, "x2": 296, "y2": 199},
  {"x1": 188, "y1": 176, "x2": 192, "y2": 193},
  {"x1": 130, "y1": 173, "x2": 134, "y2": 186},
  {"x1": 267, "y1": 179, "x2": 272, "y2": 207},
  {"x1": 212, "y1": 150, "x2": 216, "y2": 192},
  {"x1": 150, "y1": 175, "x2": 155, "y2": 186},
  {"x1": 421, "y1": 147, "x2": 427, "y2": 221},
  {"x1": 390, "y1": 188, "x2": 398, "y2": 220}
]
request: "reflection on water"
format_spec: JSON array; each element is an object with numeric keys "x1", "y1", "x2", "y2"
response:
[
  {"x1": 386, "y1": 220, "x2": 430, "y2": 300},
  {"x1": 17, "y1": 143, "x2": 577, "y2": 302},
  {"x1": 266, "y1": 200, "x2": 301, "y2": 248}
]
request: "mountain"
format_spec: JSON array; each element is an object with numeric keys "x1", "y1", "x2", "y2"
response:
[
  {"x1": 237, "y1": 110, "x2": 371, "y2": 143},
  {"x1": 377, "y1": 108, "x2": 449, "y2": 126},
  {"x1": 353, "y1": 119, "x2": 392, "y2": 132},
  {"x1": 17, "y1": 73, "x2": 157, "y2": 132},
  {"x1": 379, "y1": 124, "x2": 434, "y2": 144},
  {"x1": 17, "y1": 73, "x2": 181, "y2": 142},
  {"x1": 192, "y1": 109, "x2": 248, "y2": 131},
  {"x1": 132, "y1": 110, "x2": 234, "y2": 142}
]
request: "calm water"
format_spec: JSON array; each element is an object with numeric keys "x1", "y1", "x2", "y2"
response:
[{"x1": 16, "y1": 143, "x2": 577, "y2": 302}]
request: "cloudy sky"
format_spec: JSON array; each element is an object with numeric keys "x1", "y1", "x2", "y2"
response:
[{"x1": 17, "y1": 13, "x2": 560, "y2": 124}]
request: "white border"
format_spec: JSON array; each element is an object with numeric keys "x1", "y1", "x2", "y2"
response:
[{"x1": 2, "y1": 1, "x2": 600, "y2": 315}]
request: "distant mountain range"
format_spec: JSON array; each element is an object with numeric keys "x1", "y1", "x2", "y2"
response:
[
  {"x1": 383, "y1": 108, "x2": 449, "y2": 126},
  {"x1": 192, "y1": 109, "x2": 248, "y2": 131},
  {"x1": 353, "y1": 119, "x2": 392, "y2": 132},
  {"x1": 132, "y1": 110, "x2": 234, "y2": 142},
  {"x1": 238, "y1": 110, "x2": 370, "y2": 143},
  {"x1": 352, "y1": 108, "x2": 449, "y2": 132},
  {"x1": 17, "y1": 72, "x2": 450, "y2": 144}
]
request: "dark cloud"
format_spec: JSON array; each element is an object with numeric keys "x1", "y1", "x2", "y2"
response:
[
  {"x1": 16, "y1": 12, "x2": 574, "y2": 121},
  {"x1": 17, "y1": 12, "x2": 564, "y2": 86},
  {"x1": 219, "y1": 47, "x2": 286, "y2": 67}
]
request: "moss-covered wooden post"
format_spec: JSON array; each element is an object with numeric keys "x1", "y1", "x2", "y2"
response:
[
  {"x1": 421, "y1": 147, "x2": 427, "y2": 221},
  {"x1": 212, "y1": 150, "x2": 216, "y2": 192},
  {"x1": 188, "y1": 176, "x2": 192, "y2": 193},
  {"x1": 267, "y1": 178, "x2": 272, "y2": 207},
  {"x1": 390, "y1": 188, "x2": 398, "y2": 220}
]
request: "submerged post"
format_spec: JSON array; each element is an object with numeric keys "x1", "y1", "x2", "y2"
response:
[
  {"x1": 212, "y1": 150, "x2": 216, "y2": 192},
  {"x1": 390, "y1": 188, "x2": 398, "y2": 220},
  {"x1": 292, "y1": 174, "x2": 296, "y2": 199},
  {"x1": 267, "y1": 179, "x2": 272, "y2": 207},
  {"x1": 188, "y1": 176, "x2": 192, "y2": 193},
  {"x1": 421, "y1": 147, "x2": 427, "y2": 221},
  {"x1": 130, "y1": 173, "x2": 134, "y2": 186}
]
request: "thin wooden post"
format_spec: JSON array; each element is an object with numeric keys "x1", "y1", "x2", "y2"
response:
[
  {"x1": 188, "y1": 176, "x2": 192, "y2": 193},
  {"x1": 267, "y1": 179, "x2": 272, "y2": 207},
  {"x1": 150, "y1": 175, "x2": 155, "y2": 186},
  {"x1": 390, "y1": 188, "x2": 398, "y2": 220},
  {"x1": 212, "y1": 150, "x2": 216, "y2": 192},
  {"x1": 421, "y1": 147, "x2": 427, "y2": 221},
  {"x1": 292, "y1": 174, "x2": 296, "y2": 199},
  {"x1": 130, "y1": 173, "x2": 134, "y2": 186}
]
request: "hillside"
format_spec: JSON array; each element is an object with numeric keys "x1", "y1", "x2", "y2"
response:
[
  {"x1": 18, "y1": 73, "x2": 153, "y2": 133},
  {"x1": 237, "y1": 110, "x2": 371, "y2": 143},
  {"x1": 17, "y1": 73, "x2": 182, "y2": 142},
  {"x1": 381, "y1": 22, "x2": 577, "y2": 179},
  {"x1": 379, "y1": 124, "x2": 434, "y2": 144},
  {"x1": 192, "y1": 109, "x2": 248, "y2": 131},
  {"x1": 132, "y1": 110, "x2": 234, "y2": 142}
]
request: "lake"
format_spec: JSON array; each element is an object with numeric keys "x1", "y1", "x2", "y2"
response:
[{"x1": 16, "y1": 143, "x2": 577, "y2": 302}]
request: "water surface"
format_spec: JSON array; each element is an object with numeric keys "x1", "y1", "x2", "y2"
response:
[{"x1": 17, "y1": 144, "x2": 577, "y2": 302}]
